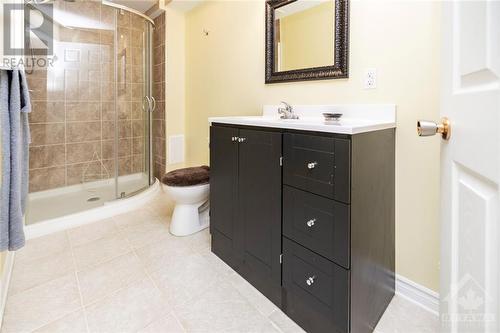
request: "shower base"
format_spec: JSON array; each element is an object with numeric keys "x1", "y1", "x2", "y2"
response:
[{"x1": 25, "y1": 174, "x2": 160, "y2": 239}]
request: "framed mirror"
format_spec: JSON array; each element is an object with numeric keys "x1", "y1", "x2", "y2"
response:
[{"x1": 265, "y1": 0, "x2": 349, "y2": 83}]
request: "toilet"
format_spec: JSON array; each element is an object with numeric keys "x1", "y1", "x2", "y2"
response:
[{"x1": 162, "y1": 166, "x2": 210, "y2": 236}]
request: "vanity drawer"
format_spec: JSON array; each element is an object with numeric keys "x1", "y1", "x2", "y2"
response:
[
  {"x1": 283, "y1": 238, "x2": 349, "y2": 333},
  {"x1": 283, "y1": 133, "x2": 350, "y2": 203},
  {"x1": 283, "y1": 186, "x2": 350, "y2": 268}
]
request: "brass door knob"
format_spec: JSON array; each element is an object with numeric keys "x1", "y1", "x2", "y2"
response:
[{"x1": 417, "y1": 117, "x2": 451, "y2": 140}]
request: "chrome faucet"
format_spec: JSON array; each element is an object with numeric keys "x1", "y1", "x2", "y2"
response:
[{"x1": 278, "y1": 101, "x2": 299, "y2": 119}]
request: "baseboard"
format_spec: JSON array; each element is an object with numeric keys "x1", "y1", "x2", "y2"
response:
[
  {"x1": 0, "y1": 252, "x2": 15, "y2": 328},
  {"x1": 396, "y1": 274, "x2": 439, "y2": 316}
]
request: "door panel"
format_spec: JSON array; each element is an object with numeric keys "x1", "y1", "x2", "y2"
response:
[
  {"x1": 209, "y1": 126, "x2": 239, "y2": 268},
  {"x1": 441, "y1": 2, "x2": 500, "y2": 332},
  {"x1": 116, "y1": 15, "x2": 152, "y2": 196},
  {"x1": 238, "y1": 128, "x2": 282, "y2": 305}
]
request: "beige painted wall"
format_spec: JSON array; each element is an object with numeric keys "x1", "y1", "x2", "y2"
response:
[
  {"x1": 280, "y1": 1, "x2": 334, "y2": 71},
  {"x1": 182, "y1": 0, "x2": 441, "y2": 292},
  {"x1": 165, "y1": 6, "x2": 187, "y2": 171}
]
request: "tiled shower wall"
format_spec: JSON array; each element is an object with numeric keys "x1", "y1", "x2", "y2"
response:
[
  {"x1": 152, "y1": 13, "x2": 166, "y2": 180},
  {"x1": 27, "y1": 2, "x2": 157, "y2": 193}
]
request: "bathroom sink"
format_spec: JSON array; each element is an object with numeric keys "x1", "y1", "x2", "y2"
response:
[{"x1": 209, "y1": 105, "x2": 396, "y2": 135}]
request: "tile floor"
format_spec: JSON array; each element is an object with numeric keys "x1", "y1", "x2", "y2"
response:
[{"x1": 2, "y1": 192, "x2": 439, "y2": 333}]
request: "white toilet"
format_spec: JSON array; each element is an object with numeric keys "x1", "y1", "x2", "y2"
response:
[{"x1": 162, "y1": 166, "x2": 210, "y2": 236}]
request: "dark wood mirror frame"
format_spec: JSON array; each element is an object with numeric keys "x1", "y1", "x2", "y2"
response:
[{"x1": 265, "y1": 0, "x2": 349, "y2": 84}]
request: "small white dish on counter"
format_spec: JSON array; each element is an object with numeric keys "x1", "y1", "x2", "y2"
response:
[{"x1": 209, "y1": 104, "x2": 396, "y2": 135}]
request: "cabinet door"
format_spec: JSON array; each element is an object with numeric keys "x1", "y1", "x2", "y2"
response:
[
  {"x1": 237, "y1": 128, "x2": 282, "y2": 306},
  {"x1": 210, "y1": 125, "x2": 239, "y2": 269}
]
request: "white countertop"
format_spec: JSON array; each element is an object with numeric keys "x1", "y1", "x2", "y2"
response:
[{"x1": 209, "y1": 104, "x2": 396, "y2": 135}]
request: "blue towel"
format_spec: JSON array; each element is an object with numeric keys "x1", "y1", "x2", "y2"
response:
[{"x1": 0, "y1": 69, "x2": 31, "y2": 251}]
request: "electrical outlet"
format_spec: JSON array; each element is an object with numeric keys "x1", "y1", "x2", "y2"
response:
[{"x1": 364, "y1": 68, "x2": 377, "y2": 89}]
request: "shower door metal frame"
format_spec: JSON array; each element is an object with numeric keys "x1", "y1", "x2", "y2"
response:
[
  {"x1": 103, "y1": 0, "x2": 156, "y2": 199},
  {"x1": 146, "y1": 23, "x2": 155, "y2": 186},
  {"x1": 101, "y1": 0, "x2": 155, "y2": 26}
]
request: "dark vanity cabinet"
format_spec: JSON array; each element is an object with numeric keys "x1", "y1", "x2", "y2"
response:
[
  {"x1": 210, "y1": 123, "x2": 395, "y2": 333},
  {"x1": 210, "y1": 126, "x2": 283, "y2": 306}
]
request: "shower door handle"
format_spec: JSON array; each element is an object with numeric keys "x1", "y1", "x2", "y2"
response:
[
  {"x1": 142, "y1": 96, "x2": 151, "y2": 112},
  {"x1": 150, "y1": 96, "x2": 156, "y2": 112}
]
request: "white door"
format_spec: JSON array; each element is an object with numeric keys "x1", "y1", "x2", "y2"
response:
[{"x1": 437, "y1": 1, "x2": 500, "y2": 332}]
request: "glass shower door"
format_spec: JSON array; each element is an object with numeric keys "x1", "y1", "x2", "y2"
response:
[
  {"x1": 114, "y1": 7, "x2": 153, "y2": 198},
  {"x1": 24, "y1": 0, "x2": 155, "y2": 225}
]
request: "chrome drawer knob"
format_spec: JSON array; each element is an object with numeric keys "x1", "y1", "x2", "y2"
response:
[
  {"x1": 306, "y1": 219, "x2": 316, "y2": 227},
  {"x1": 306, "y1": 276, "x2": 316, "y2": 286},
  {"x1": 307, "y1": 162, "x2": 318, "y2": 169}
]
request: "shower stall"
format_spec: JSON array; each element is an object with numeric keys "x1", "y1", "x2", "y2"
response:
[{"x1": 25, "y1": 0, "x2": 159, "y2": 225}]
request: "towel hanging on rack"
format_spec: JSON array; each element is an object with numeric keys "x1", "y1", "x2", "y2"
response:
[{"x1": 0, "y1": 68, "x2": 31, "y2": 251}]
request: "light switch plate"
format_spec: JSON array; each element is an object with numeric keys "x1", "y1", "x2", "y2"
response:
[{"x1": 364, "y1": 68, "x2": 377, "y2": 89}]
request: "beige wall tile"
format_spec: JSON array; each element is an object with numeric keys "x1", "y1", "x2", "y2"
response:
[
  {"x1": 29, "y1": 102, "x2": 65, "y2": 123},
  {"x1": 66, "y1": 121, "x2": 101, "y2": 143},
  {"x1": 29, "y1": 166, "x2": 66, "y2": 192},
  {"x1": 30, "y1": 123, "x2": 65, "y2": 145},
  {"x1": 29, "y1": 145, "x2": 65, "y2": 169},
  {"x1": 66, "y1": 161, "x2": 103, "y2": 185},
  {"x1": 66, "y1": 102, "x2": 101, "y2": 121},
  {"x1": 66, "y1": 141, "x2": 101, "y2": 164}
]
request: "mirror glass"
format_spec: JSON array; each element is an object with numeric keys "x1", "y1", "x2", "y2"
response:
[{"x1": 273, "y1": 0, "x2": 335, "y2": 72}]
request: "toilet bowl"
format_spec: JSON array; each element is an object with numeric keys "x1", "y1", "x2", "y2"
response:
[
  {"x1": 162, "y1": 166, "x2": 210, "y2": 236},
  {"x1": 165, "y1": 183, "x2": 209, "y2": 236}
]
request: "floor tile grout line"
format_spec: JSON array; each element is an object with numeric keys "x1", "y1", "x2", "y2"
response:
[
  {"x1": 13, "y1": 232, "x2": 88, "y2": 333},
  {"x1": 129, "y1": 242, "x2": 188, "y2": 332},
  {"x1": 125, "y1": 203, "x2": 190, "y2": 333},
  {"x1": 225, "y1": 273, "x2": 282, "y2": 330},
  {"x1": 71, "y1": 221, "x2": 134, "y2": 273},
  {"x1": 6, "y1": 253, "x2": 74, "y2": 298},
  {"x1": 67, "y1": 229, "x2": 92, "y2": 333},
  {"x1": 168, "y1": 309, "x2": 187, "y2": 333},
  {"x1": 6, "y1": 233, "x2": 75, "y2": 299},
  {"x1": 267, "y1": 311, "x2": 286, "y2": 333},
  {"x1": 27, "y1": 306, "x2": 84, "y2": 333}
]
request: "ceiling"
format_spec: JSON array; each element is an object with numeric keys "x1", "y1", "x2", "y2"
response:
[
  {"x1": 107, "y1": 0, "x2": 157, "y2": 13},
  {"x1": 167, "y1": 0, "x2": 204, "y2": 13}
]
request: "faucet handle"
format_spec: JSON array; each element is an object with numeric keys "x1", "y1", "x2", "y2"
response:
[{"x1": 280, "y1": 101, "x2": 292, "y2": 111}]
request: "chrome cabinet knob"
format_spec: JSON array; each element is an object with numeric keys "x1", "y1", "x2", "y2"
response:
[
  {"x1": 307, "y1": 162, "x2": 318, "y2": 169},
  {"x1": 417, "y1": 117, "x2": 451, "y2": 140},
  {"x1": 306, "y1": 276, "x2": 316, "y2": 286},
  {"x1": 238, "y1": 137, "x2": 246, "y2": 143},
  {"x1": 231, "y1": 136, "x2": 238, "y2": 142},
  {"x1": 306, "y1": 219, "x2": 316, "y2": 227}
]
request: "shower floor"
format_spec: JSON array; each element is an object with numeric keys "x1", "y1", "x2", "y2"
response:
[{"x1": 26, "y1": 173, "x2": 150, "y2": 225}]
